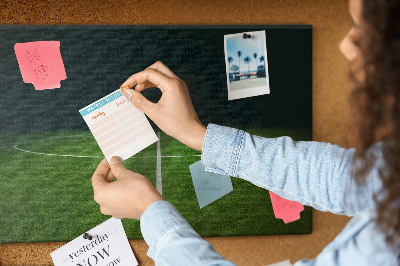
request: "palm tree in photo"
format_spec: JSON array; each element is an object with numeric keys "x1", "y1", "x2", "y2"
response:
[
  {"x1": 228, "y1": 56, "x2": 234, "y2": 73},
  {"x1": 227, "y1": 56, "x2": 234, "y2": 83},
  {"x1": 260, "y1": 55, "x2": 265, "y2": 70},
  {"x1": 237, "y1": 51, "x2": 242, "y2": 77},
  {"x1": 244, "y1": 56, "x2": 251, "y2": 78},
  {"x1": 253, "y1": 53, "x2": 258, "y2": 75},
  {"x1": 259, "y1": 55, "x2": 266, "y2": 77}
]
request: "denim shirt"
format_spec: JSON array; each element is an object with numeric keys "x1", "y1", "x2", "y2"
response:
[{"x1": 140, "y1": 124, "x2": 399, "y2": 265}]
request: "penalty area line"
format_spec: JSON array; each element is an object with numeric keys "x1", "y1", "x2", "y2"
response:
[
  {"x1": 13, "y1": 144, "x2": 103, "y2": 158},
  {"x1": 13, "y1": 143, "x2": 200, "y2": 159}
]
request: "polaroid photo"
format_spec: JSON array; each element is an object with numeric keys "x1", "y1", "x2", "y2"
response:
[{"x1": 224, "y1": 30, "x2": 270, "y2": 100}]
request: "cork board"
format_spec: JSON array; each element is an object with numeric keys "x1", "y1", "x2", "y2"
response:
[{"x1": 0, "y1": 0, "x2": 352, "y2": 265}]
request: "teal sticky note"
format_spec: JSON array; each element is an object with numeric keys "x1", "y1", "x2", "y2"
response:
[{"x1": 189, "y1": 160, "x2": 233, "y2": 208}]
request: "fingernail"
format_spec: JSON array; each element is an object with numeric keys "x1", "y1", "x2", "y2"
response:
[
  {"x1": 110, "y1": 156, "x2": 122, "y2": 165},
  {"x1": 120, "y1": 85, "x2": 130, "y2": 92},
  {"x1": 124, "y1": 89, "x2": 133, "y2": 100}
]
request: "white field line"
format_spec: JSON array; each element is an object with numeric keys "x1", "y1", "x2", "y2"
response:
[
  {"x1": 13, "y1": 144, "x2": 102, "y2": 158},
  {"x1": 156, "y1": 130, "x2": 162, "y2": 195},
  {"x1": 13, "y1": 141, "x2": 200, "y2": 159}
]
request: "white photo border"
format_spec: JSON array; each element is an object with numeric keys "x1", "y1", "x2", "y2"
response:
[{"x1": 224, "y1": 30, "x2": 270, "y2": 100}]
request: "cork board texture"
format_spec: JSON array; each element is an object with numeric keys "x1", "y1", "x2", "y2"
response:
[{"x1": 0, "y1": 0, "x2": 352, "y2": 265}]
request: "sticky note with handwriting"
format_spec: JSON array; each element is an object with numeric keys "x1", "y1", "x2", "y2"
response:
[
  {"x1": 51, "y1": 218, "x2": 138, "y2": 266},
  {"x1": 14, "y1": 41, "x2": 67, "y2": 90},
  {"x1": 79, "y1": 89, "x2": 158, "y2": 163},
  {"x1": 269, "y1": 191, "x2": 304, "y2": 224},
  {"x1": 189, "y1": 160, "x2": 233, "y2": 209}
]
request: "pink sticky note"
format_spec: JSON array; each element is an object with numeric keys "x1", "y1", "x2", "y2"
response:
[
  {"x1": 269, "y1": 191, "x2": 304, "y2": 224},
  {"x1": 14, "y1": 41, "x2": 67, "y2": 90}
]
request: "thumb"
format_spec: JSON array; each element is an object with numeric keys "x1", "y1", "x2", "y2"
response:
[
  {"x1": 109, "y1": 156, "x2": 128, "y2": 178},
  {"x1": 122, "y1": 88, "x2": 154, "y2": 115}
]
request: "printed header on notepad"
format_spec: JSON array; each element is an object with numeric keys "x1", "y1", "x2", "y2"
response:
[{"x1": 80, "y1": 90, "x2": 123, "y2": 117}]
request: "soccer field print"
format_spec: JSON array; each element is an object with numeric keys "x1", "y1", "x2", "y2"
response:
[
  {"x1": 79, "y1": 89, "x2": 158, "y2": 163},
  {"x1": 224, "y1": 30, "x2": 270, "y2": 100},
  {"x1": 14, "y1": 41, "x2": 67, "y2": 90}
]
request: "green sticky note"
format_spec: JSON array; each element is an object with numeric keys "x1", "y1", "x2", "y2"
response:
[{"x1": 189, "y1": 160, "x2": 233, "y2": 208}]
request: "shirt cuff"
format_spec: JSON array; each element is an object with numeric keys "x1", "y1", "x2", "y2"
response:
[
  {"x1": 201, "y1": 123, "x2": 245, "y2": 177},
  {"x1": 140, "y1": 200, "x2": 194, "y2": 260}
]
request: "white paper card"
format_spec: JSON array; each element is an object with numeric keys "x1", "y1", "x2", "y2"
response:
[
  {"x1": 79, "y1": 89, "x2": 158, "y2": 163},
  {"x1": 51, "y1": 218, "x2": 138, "y2": 266}
]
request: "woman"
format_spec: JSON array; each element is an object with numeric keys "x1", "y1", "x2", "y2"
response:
[{"x1": 91, "y1": 0, "x2": 400, "y2": 264}]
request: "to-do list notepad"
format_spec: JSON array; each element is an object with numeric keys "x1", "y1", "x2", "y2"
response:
[{"x1": 79, "y1": 89, "x2": 158, "y2": 162}]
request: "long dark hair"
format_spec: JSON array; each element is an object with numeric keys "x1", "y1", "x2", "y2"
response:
[{"x1": 349, "y1": 0, "x2": 400, "y2": 255}]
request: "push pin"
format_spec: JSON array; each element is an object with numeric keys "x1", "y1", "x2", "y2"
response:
[
  {"x1": 243, "y1": 33, "x2": 252, "y2": 39},
  {"x1": 83, "y1": 233, "x2": 95, "y2": 240}
]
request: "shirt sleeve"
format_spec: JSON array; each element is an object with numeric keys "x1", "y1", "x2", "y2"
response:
[
  {"x1": 140, "y1": 200, "x2": 237, "y2": 266},
  {"x1": 201, "y1": 124, "x2": 384, "y2": 216}
]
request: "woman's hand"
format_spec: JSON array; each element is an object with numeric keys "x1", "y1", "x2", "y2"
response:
[
  {"x1": 91, "y1": 157, "x2": 164, "y2": 220},
  {"x1": 120, "y1": 61, "x2": 206, "y2": 151}
]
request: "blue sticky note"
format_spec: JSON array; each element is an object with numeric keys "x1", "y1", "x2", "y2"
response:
[{"x1": 189, "y1": 161, "x2": 233, "y2": 208}]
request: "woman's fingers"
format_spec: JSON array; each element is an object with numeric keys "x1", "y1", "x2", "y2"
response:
[
  {"x1": 121, "y1": 61, "x2": 180, "y2": 93},
  {"x1": 120, "y1": 68, "x2": 173, "y2": 94},
  {"x1": 105, "y1": 168, "x2": 116, "y2": 182},
  {"x1": 91, "y1": 158, "x2": 110, "y2": 189},
  {"x1": 146, "y1": 61, "x2": 179, "y2": 79},
  {"x1": 135, "y1": 81, "x2": 156, "y2": 92},
  {"x1": 119, "y1": 62, "x2": 206, "y2": 151}
]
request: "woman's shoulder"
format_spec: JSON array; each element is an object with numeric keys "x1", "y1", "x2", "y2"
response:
[{"x1": 322, "y1": 209, "x2": 399, "y2": 265}]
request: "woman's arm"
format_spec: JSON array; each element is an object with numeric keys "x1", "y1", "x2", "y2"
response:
[
  {"x1": 202, "y1": 124, "x2": 383, "y2": 216},
  {"x1": 141, "y1": 201, "x2": 236, "y2": 265},
  {"x1": 119, "y1": 62, "x2": 382, "y2": 217}
]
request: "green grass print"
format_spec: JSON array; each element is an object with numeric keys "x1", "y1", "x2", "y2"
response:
[{"x1": 0, "y1": 128, "x2": 311, "y2": 243}]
